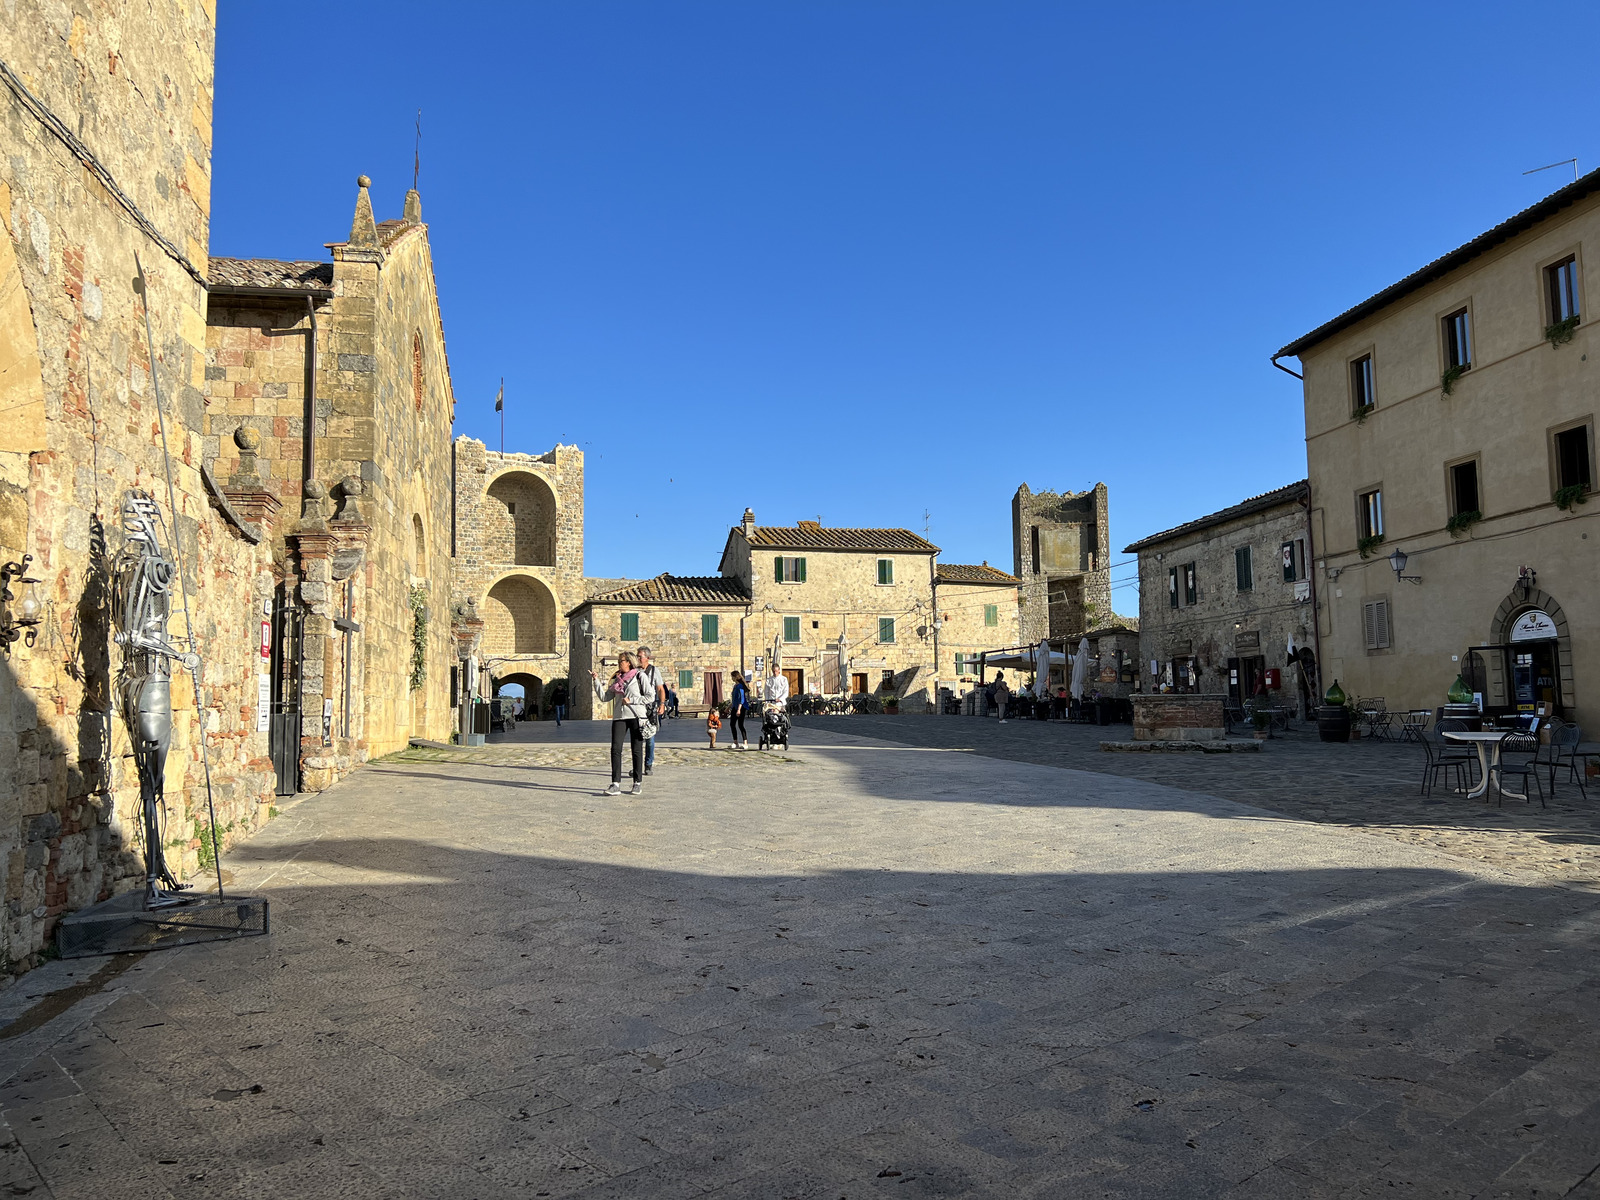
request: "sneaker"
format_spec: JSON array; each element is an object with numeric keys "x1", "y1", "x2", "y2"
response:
[
  {"x1": 630, "y1": 782, "x2": 642, "y2": 795},
  {"x1": 603, "y1": 782, "x2": 622, "y2": 795},
  {"x1": 644, "y1": 766, "x2": 653, "y2": 776}
]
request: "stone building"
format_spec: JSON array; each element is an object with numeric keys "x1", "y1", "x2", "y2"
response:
[
  {"x1": 1125, "y1": 482, "x2": 1316, "y2": 712},
  {"x1": 205, "y1": 176, "x2": 459, "y2": 788},
  {"x1": 450, "y1": 437, "x2": 583, "y2": 713},
  {"x1": 566, "y1": 575, "x2": 752, "y2": 721},
  {"x1": 1274, "y1": 171, "x2": 1600, "y2": 724},
  {"x1": 931, "y1": 562, "x2": 1022, "y2": 699},
  {"x1": 721, "y1": 510, "x2": 941, "y2": 708},
  {"x1": 1011, "y1": 483, "x2": 1112, "y2": 645},
  {"x1": 0, "y1": 0, "x2": 281, "y2": 966}
]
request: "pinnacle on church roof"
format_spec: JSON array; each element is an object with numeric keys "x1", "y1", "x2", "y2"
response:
[{"x1": 349, "y1": 174, "x2": 378, "y2": 248}]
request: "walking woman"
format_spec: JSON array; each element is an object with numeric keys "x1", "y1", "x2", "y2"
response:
[
  {"x1": 729, "y1": 670, "x2": 750, "y2": 750},
  {"x1": 591, "y1": 652, "x2": 652, "y2": 794}
]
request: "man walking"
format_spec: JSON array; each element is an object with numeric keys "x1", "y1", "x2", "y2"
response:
[
  {"x1": 763, "y1": 667, "x2": 790, "y2": 710},
  {"x1": 636, "y1": 646, "x2": 667, "y2": 775},
  {"x1": 551, "y1": 680, "x2": 568, "y2": 726}
]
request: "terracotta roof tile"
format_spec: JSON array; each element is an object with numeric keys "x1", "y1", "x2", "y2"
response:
[
  {"x1": 1123, "y1": 481, "x2": 1308, "y2": 554},
  {"x1": 935, "y1": 563, "x2": 1020, "y2": 585},
  {"x1": 585, "y1": 574, "x2": 752, "y2": 606},
  {"x1": 746, "y1": 524, "x2": 938, "y2": 553},
  {"x1": 208, "y1": 257, "x2": 334, "y2": 292}
]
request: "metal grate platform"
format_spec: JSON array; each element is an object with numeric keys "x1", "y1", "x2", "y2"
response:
[{"x1": 57, "y1": 890, "x2": 268, "y2": 959}]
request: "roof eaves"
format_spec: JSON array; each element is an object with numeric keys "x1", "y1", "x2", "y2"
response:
[{"x1": 1122, "y1": 481, "x2": 1309, "y2": 554}]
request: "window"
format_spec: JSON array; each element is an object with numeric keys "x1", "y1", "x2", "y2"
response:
[
  {"x1": 877, "y1": 559, "x2": 894, "y2": 585},
  {"x1": 1449, "y1": 459, "x2": 1481, "y2": 517},
  {"x1": 1358, "y1": 489, "x2": 1384, "y2": 539},
  {"x1": 620, "y1": 612, "x2": 639, "y2": 641},
  {"x1": 1362, "y1": 598, "x2": 1392, "y2": 651},
  {"x1": 1443, "y1": 307, "x2": 1472, "y2": 370},
  {"x1": 783, "y1": 616, "x2": 801, "y2": 642},
  {"x1": 1183, "y1": 563, "x2": 1197, "y2": 606},
  {"x1": 983, "y1": 603, "x2": 998, "y2": 627},
  {"x1": 1168, "y1": 567, "x2": 1179, "y2": 609},
  {"x1": 678, "y1": 669, "x2": 694, "y2": 691},
  {"x1": 878, "y1": 617, "x2": 895, "y2": 644},
  {"x1": 1281, "y1": 540, "x2": 1306, "y2": 583},
  {"x1": 1548, "y1": 255, "x2": 1581, "y2": 324},
  {"x1": 775, "y1": 556, "x2": 807, "y2": 583},
  {"x1": 882, "y1": 669, "x2": 894, "y2": 689},
  {"x1": 1030, "y1": 526, "x2": 1041, "y2": 574},
  {"x1": 1350, "y1": 354, "x2": 1375, "y2": 416},
  {"x1": 955, "y1": 652, "x2": 971, "y2": 675},
  {"x1": 701, "y1": 614, "x2": 719, "y2": 644},
  {"x1": 1554, "y1": 424, "x2": 1592, "y2": 494},
  {"x1": 1234, "y1": 546, "x2": 1253, "y2": 592}
]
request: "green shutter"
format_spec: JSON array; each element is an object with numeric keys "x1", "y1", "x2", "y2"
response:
[
  {"x1": 775, "y1": 556, "x2": 784, "y2": 583},
  {"x1": 1235, "y1": 547, "x2": 1252, "y2": 592},
  {"x1": 879, "y1": 617, "x2": 894, "y2": 644},
  {"x1": 620, "y1": 612, "x2": 638, "y2": 641},
  {"x1": 796, "y1": 557, "x2": 806, "y2": 582},
  {"x1": 702, "y1": 614, "x2": 718, "y2": 643},
  {"x1": 956, "y1": 653, "x2": 966, "y2": 674},
  {"x1": 878, "y1": 559, "x2": 893, "y2": 585},
  {"x1": 678, "y1": 669, "x2": 694, "y2": 691},
  {"x1": 783, "y1": 616, "x2": 800, "y2": 642},
  {"x1": 984, "y1": 604, "x2": 997, "y2": 627}
]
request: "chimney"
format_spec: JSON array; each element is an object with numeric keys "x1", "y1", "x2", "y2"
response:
[{"x1": 741, "y1": 508, "x2": 755, "y2": 539}]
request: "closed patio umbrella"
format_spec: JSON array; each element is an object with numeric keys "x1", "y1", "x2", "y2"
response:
[{"x1": 1069, "y1": 636, "x2": 1090, "y2": 700}]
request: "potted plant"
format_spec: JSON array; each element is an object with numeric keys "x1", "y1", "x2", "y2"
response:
[{"x1": 882, "y1": 693, "x2": 901, "y2": 714}]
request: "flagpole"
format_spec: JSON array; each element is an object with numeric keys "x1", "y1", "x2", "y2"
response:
[{"x1": 499, "y1": 376, "x2": 504, "y2": 455}]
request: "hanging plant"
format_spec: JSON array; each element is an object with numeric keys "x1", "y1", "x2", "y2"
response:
[
  {"x1": 1353, "y1": 403, "x2": 1374, "y2": 425},
  {"x1": 1440, "y1": 365, "x2": 1467, "y2": 395},
  {"x1": 1445, "y1": 509, "x2": 1482, "y2": 538},
  {"x1": 1554, "y1": 484, "x2": 1589, "y2": 511},
  {"x1": 1356, "y1": 533, "x2": 1386, "y2": 559},
  {"x1": 1545, "y1": 315, "x2": 1580, "y2": 348},
  {"x1": 409, "y1": 585, "x2": 429, "y2": 690}
]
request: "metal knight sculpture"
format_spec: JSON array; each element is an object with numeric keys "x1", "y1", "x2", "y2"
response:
[{"x1": 113, "y1": 490, "x2": 201, "y2": 907}]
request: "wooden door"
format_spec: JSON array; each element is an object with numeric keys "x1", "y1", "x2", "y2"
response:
[
  {"x1": 851, "y1": 673, "x2": 868, "y2": 694},
  {"x1": 783, "y1": 668, "x2": 804, "y2": 695}
]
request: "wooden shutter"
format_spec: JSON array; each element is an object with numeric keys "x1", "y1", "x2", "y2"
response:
[
  {"x1": 879, "y1": 617, "x2": 894, "y2": 643},
  {"x1": 702, "y1": 614, "x2": 718, "y2": 643},
  {"x1": 1235, "y1": 547, "x2": 1252, "y2": 591},
  {"x1": 678, "y1": 669, "x2": 693, "y2": 691},
  {"x1": 620, "y1": 612, "x2": 638, "y2": 641},
  {"x1": 784, "y1": 616, "x2": 800, "y2": 642},
  {"x1": 984, "y1": 604, "x2": 997, "y2": 626},
  {"x1": 796, "y1": 557, "x2": 806, "y2": 582},
  {"x1": 775, "y1": 556, "x2": 784, "y2": 583},
  {"x1": 1362, "y1": 599, "x2": 1392, "y2": 650}
]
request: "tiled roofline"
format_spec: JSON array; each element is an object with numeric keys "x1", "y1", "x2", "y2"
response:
[{"x1": 1122, "y1": 481, "x2": 1309, "y2": 554}]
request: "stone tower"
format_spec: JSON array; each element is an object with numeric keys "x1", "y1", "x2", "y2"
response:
[{"x1": 1011, "y1": 483, "x2": 1112, "y2": 644}]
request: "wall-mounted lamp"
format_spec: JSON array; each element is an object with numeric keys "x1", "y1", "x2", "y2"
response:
[
  {"x1": 1, "y1": 555, "x2": 43, "y2": 653},
  {"x1": 1387, "y1": 547, "x2": 1422, "y2": 585}
]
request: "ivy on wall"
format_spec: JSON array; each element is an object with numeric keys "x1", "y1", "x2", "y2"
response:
[{"x1": 409, "y1": 585, "x2": 429, "y2": 691}]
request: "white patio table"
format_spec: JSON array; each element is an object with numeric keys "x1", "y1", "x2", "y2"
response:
[{"x1": 1442, "y1": 730, "x2": 1526, "y2": 802}]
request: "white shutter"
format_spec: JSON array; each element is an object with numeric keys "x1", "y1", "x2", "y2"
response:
[{"x1": 1363, "y1": 599, "x2": 1392, "y2": 650}]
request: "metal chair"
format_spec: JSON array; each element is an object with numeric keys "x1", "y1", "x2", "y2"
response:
[
  {"x1": 1492, "y1": 731, "x2": 1546, "y2": 807},
  {"x1": 1541, "y1": 721, "x2": 1588, "y2": 800},
  {"x1": 1421, "y1": 728, "x2": 1475, "y2": 797}
]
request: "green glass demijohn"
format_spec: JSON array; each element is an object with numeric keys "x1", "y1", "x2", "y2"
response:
[
  {"x1": 1446, "y1": 674, "x2": 1473, "y2": 705},
  {"x1": 1324, "y1": 679, "x2": 1347, "y2": 706}
]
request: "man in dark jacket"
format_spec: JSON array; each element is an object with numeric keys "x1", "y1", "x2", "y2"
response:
[{"x1": 551, "y1": 681, "x2": 569, "y2": 726}]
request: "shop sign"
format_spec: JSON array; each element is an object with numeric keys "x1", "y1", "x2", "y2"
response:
[{"x1": 1509, "y1": 611, "x2": 1558, "y2": 642}]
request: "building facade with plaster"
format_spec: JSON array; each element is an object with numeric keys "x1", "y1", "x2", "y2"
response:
[{"x1": 931, "y1": 562, "x2": 1022, "y2": 698}]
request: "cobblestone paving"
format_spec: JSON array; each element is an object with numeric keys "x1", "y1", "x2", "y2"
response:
[
  {"x1": 0, "y1": 720, "x2": 1597, "y2": 1198},
  {"x1": 793, "y1": 715, "x2": 1600, "y2": 893}
]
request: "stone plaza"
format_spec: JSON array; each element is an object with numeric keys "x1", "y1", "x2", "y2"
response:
[{"x1": 0, "y1": 718, "x2": 1597, "y2": 1197}]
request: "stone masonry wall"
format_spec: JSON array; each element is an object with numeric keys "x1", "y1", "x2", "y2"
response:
[
  {"x1": 570, "y1": 604, "x2": 750, "y2": 721},
  {"x1": 0, "y1": 0, "x2": 281, "y2": 969},
  {"x1": 934, "y1": 581, "x2": 1022, "y2": 695},
  {"x1": 1012, "y1": 483, "x2": 1113, "y2": 645}
]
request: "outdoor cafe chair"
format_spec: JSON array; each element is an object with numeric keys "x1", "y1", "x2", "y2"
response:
[
  {"x1": 1399, "y1": 709, "x2": 1431, "y2": 744},
  {"x1": 1421, "y1": 729, "x2": 1475, "y2": 798},
  {"x1": 1541, "y1": 721, "x2": 1588, "y2": 800},
  {"x1": 1491, "y1": 731, "x2": 1546, "y2": 808}
]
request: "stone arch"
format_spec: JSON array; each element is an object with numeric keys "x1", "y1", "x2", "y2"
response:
[
  {"x1": 483, "y1": 574, "x2": 557, "y2": 655},
  {"x1": 412, "y1": 330, "x2": 424, "y2": 414},
  {"x1": 484, "y1": 470, "x2": 558, "y2": 567},
  {"x1": 1486, "y1": 586, "x2": 1576, "y2": 711},
  {"x1": 412, "y1": 513, "x2": 426, "y2": 578},
  {"x1": 492, "y1": 671, "x2": 545, "y2": 715}
]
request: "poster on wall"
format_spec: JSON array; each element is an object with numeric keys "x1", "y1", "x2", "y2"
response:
[{"x1": 256, "y1": 675, "x2": 271, "y2": 732}]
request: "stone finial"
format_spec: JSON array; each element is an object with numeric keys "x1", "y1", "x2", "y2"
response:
[
  {"x1": 404, "y1": 189, "x2": 422, "y2": 224},
  {"x1": 349, "y1": 175, "x2": 378, "y2": 247},
  {"x1": 333, "y1": 475, "x2": 365, "y2": 523},
  {"x1": 234, "y1": 426, "x2": 261, "y2": 452},
  {"x1": 297, "y1": 479, "x2": 330, "y2": 534},
  {"x1": 230, "y1": 425, "x2": 263, "y2": 488}
]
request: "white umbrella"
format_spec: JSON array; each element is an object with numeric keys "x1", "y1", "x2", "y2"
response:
[
  {"x1": 1069, "y1": 636, "x2": 1090, "y2": 700},
  {"x1": 1036, "y1": 639, "x2": 1051, "y2": 692}
]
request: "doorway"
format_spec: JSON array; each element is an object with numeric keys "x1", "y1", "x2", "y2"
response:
[
  {"x1": 783, "y1": 668, "x2": 804, "y2": 696},
  {"x1": 1508, "y1": 641, "x2": 1560, "y2": 713},
  {"x1": 851, "y1": 673, "x2": 868, "y2": 695}
]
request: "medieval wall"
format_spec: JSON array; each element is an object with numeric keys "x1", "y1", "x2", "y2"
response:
[
  {"x1": 1011, "y1": 483, "x2": 1113, "y2": 644},
  {"x1": 0, "y1": 0, "x2": 280, "y2": 969}
]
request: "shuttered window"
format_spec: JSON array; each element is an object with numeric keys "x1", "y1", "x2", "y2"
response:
[
  {"x1": 1362, "y1": 598, "x2": 1392, "y2": 651},
  {"x1": 775, "y1": 556, "x2": 807, "y2": 582},
  {"x1": 877, "y1": 559, "x2": 894, "y2": 585},
  {"x1": 1183, "y1": 563, "x2": 1198, "y2": 606},
  {"x1": 678, "y1": 669, "x2": 694, "y2": 691},
  {"x1": 1235, "y1": 546, "x2": 1253, "y2": 592},
  {"x1": 1168, "y1": 567, "x2": 1179, "y2": 609},
  {"x1": 620, "y1": 612, "x2": 638, "y2": 641},
  {"x1": 701, "y1": 614, "x2": 719, "y2": 644},
  {"x1": 984, "y1": 604, "x2": 998, "y2": 626},
  {"x1": 956, "y1": 653, "x2": 968, "y2": 674},
  {"x1": 783, "y1": 616, "x2": 801, "y2": 642},
  {"x1": 878, "y1": 617, "x2": 895, "y2": 644}
]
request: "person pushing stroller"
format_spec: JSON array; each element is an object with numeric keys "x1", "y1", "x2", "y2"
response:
[{"x1": 760, "y1": 668, "x2": 791, "y2": 750}]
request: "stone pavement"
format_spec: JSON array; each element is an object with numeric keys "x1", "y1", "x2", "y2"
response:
[
  {"x1": 794, "y1": 715, "x2": 1600, "y2": 892},
  {"x1": 0, "y1": 718, "x2": 1598, "y2": 1198}
]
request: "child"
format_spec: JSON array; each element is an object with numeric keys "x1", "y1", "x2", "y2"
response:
[{"x1": 706, "y1": 707, "x2": 722, "y2": 750}]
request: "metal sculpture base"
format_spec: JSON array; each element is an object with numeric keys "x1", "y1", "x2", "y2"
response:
[{"x1": 57, "y1": 889, "x2": 268, "y2": 959}]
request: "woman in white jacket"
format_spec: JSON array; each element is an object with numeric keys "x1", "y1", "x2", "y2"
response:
[{"x1": 592, "y1": 651, "x2": 653, "y2": 795}]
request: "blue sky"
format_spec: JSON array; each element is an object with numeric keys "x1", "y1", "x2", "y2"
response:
[{"x1": 212, "y1": 2, "x2": 1599, "y2": 614}]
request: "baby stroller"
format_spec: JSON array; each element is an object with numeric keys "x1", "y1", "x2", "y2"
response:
[{"x1": 758, "y1": 705, "x2": 790, "y2": 750}]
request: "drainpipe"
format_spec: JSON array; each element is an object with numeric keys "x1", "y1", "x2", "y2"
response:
[
  {"x1": 929, "y1": 555, "x2": 941, "y2": 710},
  {"x1": 1270, "y1": 353, "x2": 1304, "y2": 381},
  {"x1": 303, "y1": 296, "x2": 319, "y2": 487},
  {"x1": 1302, "y1": 483, "x2": 1324, "y2": 703}
]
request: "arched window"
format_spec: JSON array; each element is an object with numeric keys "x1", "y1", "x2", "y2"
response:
[
  {"x1": 412, "y1": 514, "x2": 426, "y2": 578},
  {"x1": 412, "y1": 332, "x2": 424, "y2": 414}
]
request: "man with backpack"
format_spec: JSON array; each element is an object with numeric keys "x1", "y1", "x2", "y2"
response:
[{"x1": 636, "y1": 646, "x2": 667, "y2": 775}]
